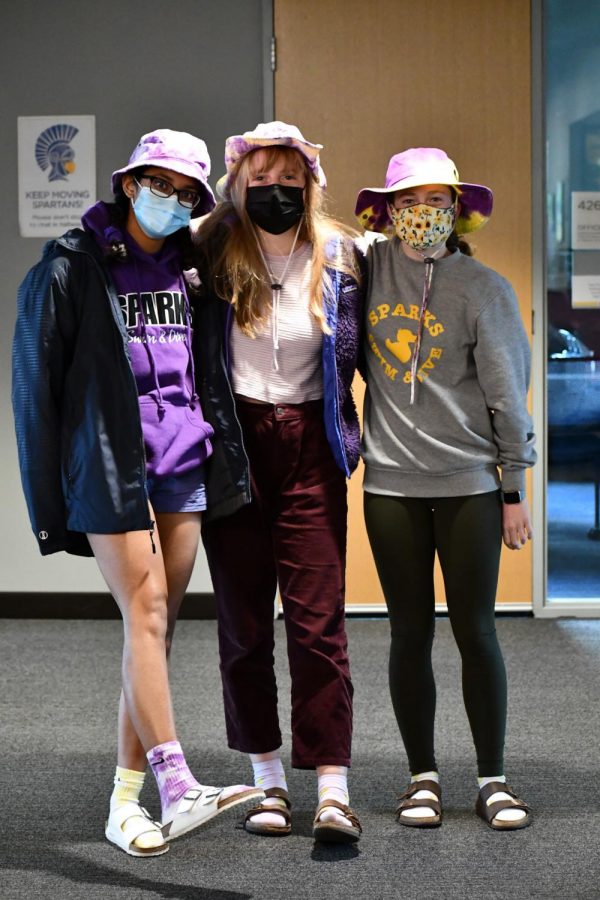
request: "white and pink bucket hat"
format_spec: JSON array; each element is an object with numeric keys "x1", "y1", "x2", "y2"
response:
[
  {"x1": 355, "y1": 147, "x2": 493, "y2": 235},
  {"x1": 111, "y1": 129, "x2": 216, "y2": 214},
  {"x1": 216, "y1": 121, "x2": 327, "y2": 198}
]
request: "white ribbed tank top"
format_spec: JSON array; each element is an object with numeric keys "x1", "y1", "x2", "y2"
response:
[{"x1": 230, "y1": 242, "x2": 324, "y2": 403}]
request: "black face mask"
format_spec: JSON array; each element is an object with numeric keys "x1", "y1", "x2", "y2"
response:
[{"x1": 245, "y1": 184, "x2": 305, "y2": 234}]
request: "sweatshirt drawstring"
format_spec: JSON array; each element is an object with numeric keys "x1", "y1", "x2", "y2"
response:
[
  {"x1": 138, "y1": 310, "x2": 166, "y2": 414},
  {"x1": 132, "y1": 258, "x2": 198, "y2": 413},
  {"x1": 183, "y1": 291, "x2": 199, "y2": 408},
  {"x1": 409, "y1": 257, "x2": 435, "y2": 405},
  {"x1": 272, "y1": 288, "x2": 280, "y2": 372},
  {"x1": 254, "y1": 221, "x2": 302, "y2": 372},
  {"x1": 132, "y1": 257, "x2": 166, "y2": 416}
]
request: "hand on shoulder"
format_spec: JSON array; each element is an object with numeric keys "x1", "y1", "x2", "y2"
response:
[{"x1": 354, "y1": 230, "x2": 386, "y2": 256}]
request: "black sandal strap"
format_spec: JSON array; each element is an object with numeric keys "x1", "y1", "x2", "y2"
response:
[
  {"x1": 478, "y1": 781, "x2": 515, "y2": 804},
  {"x1": 397, "y1": 780, "x2": 441, "y2": 802},
  {"x1": 396, "y1": 797, "x2": 441, "y2": 816},
  {"x1": 477, "y1": 783, "x2": 530, "y2": 824}
]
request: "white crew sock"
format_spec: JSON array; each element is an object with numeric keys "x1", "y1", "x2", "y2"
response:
[
  {"x1": 478, "y1": 775, "x2": 526, "y2": 823},
  {"x1": 316, "y1": 769, "x2": 353, "y2": 828},
  {"x1": 248, "y1": 753, "x2": 289, "y2": 829}
]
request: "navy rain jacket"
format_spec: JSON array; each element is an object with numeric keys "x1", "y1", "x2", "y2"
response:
[{"x1": 12, "y1": 229, "x2": 250, "y2": 556}]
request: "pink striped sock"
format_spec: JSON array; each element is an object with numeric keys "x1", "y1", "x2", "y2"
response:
[{"x1": 147, "y1": 740, "x2": 200, "y2": 821}]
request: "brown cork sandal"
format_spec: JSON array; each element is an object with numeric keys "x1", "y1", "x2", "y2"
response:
[
  {"x1": 312, "y1": 799, "x2": 362, "y2": 844},
  {"x1": 243, "y1": 787, "x2": 292, "y2": 836},
  {"x1": 476, "y1": 781, "x2": 531, "y2": 830},
  {"x1": 396, "y1": 779, "x2": 442, "y2": 828}
]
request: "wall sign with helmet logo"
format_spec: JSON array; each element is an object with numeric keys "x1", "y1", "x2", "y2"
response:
[{"x1": 18, "y1": 115, "x2": 96, "y2": 237}]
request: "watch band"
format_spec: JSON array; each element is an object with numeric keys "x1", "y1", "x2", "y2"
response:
[{"x1": 501, "y1": 490, "x2": 524, "y2": 504}]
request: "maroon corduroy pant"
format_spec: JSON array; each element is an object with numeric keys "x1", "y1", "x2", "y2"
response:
[{"x1": 202, "y1": 397, "x2": 353, "y2": 769}]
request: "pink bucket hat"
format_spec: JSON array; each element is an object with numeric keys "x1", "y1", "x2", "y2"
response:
[
  {"x1": 111, "y1": 129, "x2": 216, "y2": 214},
  {"x1": 216, "y1": 120, "x2": 327, "y2": 198},
  {"x1": 355, "y1": 148, "x2": 493, "y2": 236}
]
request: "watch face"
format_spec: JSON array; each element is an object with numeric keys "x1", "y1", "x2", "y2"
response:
[{"x1": 502, "y1": 491, "x2": 523, "y2": 504}]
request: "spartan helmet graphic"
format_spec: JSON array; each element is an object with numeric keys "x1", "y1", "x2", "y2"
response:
[{"x1": 35, "y1": 124, "x2": 78, "y2": 182}]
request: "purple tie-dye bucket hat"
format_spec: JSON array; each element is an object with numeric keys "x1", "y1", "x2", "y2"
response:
[
  {"x1": 355, "y1": 148, "x2": 493, "y2": 236},
  {"x1": 216, "y1": 120, "x2": 327, "y2": 198},
  {"x1": 111, "y1": 129, "x2": 216, "y2": 214}
]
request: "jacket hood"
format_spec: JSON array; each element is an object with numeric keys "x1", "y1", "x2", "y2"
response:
[{"x1": 81, "y1": 201, "x2": 126, "y2": 255}]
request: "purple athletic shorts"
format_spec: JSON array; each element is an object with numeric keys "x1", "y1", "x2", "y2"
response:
[{"x1": 146, "y1": 465, "x2": 207, "y2": 514}]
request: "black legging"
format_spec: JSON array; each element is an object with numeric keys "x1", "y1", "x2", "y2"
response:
[{"x1": 364, "y1": 490, "x2": 507, "y2": 777}]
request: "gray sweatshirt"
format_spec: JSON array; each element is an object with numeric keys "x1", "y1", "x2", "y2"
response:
[{"x1": 362, "y1": 239, "x2": 536, "y2": 496}]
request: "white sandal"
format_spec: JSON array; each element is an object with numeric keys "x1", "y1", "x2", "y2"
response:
[
  {"x1": 105, "y1": 802, "x2": 168, "y2": 857},
  {"x1": 162, "y1": 784, "x2": 265, "y2": 841}
]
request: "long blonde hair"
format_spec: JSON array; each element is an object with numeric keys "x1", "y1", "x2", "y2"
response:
[{"x1": 194, "y1": 146, "x2": 359, "y2": 337}]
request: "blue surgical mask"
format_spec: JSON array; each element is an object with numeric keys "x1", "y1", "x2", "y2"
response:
[{"x1": 132, "y1": 186, "x2": 192, "y2": 239}]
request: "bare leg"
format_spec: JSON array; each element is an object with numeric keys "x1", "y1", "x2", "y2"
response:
[
  {"x1": 88, "y1": 522, "x2": 183, "y2": 752},
  {"x1": 92, "y1": 521, "x2": 177, "y2": 855},
  {"x1": 115, "y1": 512, "x2": 202, "y2": 770},
  {"x1": 98, "y1": 512, "x2": 262, "y2": 851}
]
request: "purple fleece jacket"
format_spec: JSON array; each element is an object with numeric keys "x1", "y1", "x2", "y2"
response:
[{"x1": 82, "y1": 202, "x2": 213, "y2": 479}]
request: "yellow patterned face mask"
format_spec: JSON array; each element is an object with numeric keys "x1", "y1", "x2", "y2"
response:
[{"x1": 391, "y1": 202, "x2": 457, "y2": 250}]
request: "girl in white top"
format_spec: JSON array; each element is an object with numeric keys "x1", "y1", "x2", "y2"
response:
[{"x1": 194, "y1": 121, "x2": 364, "y2": 844}]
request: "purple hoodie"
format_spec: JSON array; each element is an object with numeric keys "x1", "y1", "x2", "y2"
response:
[{"x1": 82, "y1": 202, "x2": 214, "y2": 479}]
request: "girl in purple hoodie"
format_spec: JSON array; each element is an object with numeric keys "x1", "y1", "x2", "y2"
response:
[{"x1": 13, "y1": 130, "x2": 262, "y2": 857}]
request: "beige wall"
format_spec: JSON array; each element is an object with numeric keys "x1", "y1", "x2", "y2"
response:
[{"x1": 275, "y1": 0, "x2": 533, "y2": 605}]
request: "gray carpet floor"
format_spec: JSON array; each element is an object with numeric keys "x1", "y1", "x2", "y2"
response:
[{"x1": 1, "y1": 616, "x2": 599, "y2": 900}]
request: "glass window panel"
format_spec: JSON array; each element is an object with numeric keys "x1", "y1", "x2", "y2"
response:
[{"x1": 545, "y1": 0, "x2": 600, "y2": 601}]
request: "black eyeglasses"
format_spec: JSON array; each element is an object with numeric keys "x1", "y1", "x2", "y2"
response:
[{"x1": 136, "y1": 175, "x2": 202, "y2": 209}]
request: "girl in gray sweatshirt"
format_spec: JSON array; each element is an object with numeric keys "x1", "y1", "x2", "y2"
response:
[{"x1": 355, "y1": 147, "x2": 536, "y2": 832}]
